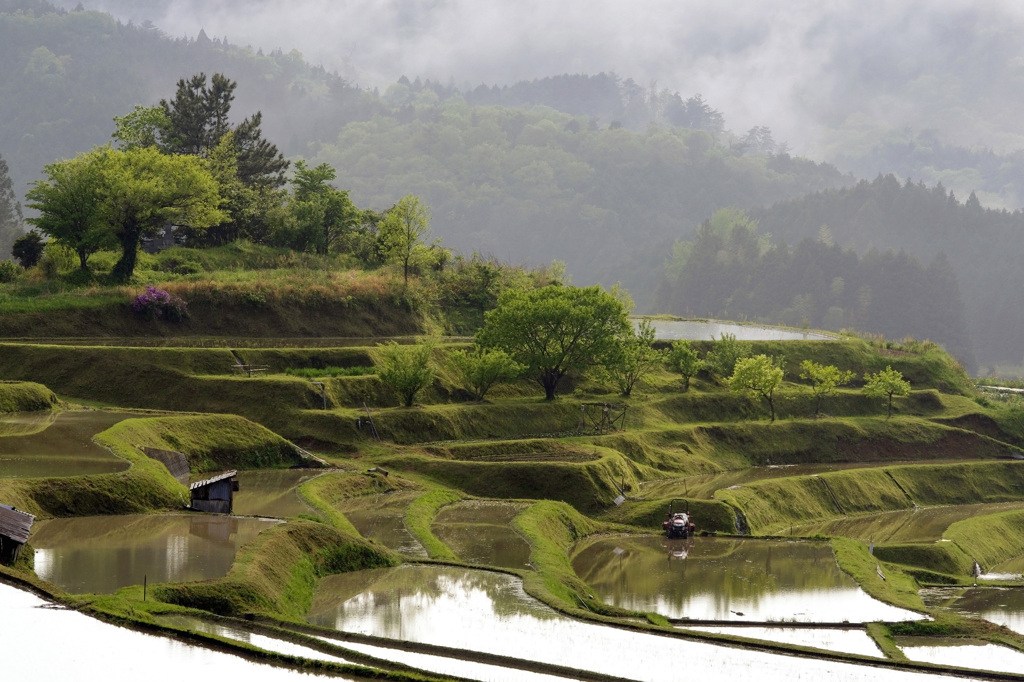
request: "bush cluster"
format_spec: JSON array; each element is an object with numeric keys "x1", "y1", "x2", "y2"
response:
[{"x1": 131, "y1": 285, "x2": 188, "y2": 322}]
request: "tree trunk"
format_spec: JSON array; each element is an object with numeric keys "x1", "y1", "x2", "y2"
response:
[
  {"x1": 77, "y1": 247, "x2": 90, "y2": 272},
  {"x1": 540, "y1": 370, "x2": 561, "y2": 400},
  {"x1": 111, "y1": 223, "x2": 141, "y2": 283}
]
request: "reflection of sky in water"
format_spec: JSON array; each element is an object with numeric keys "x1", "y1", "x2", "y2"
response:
[
  {"x1": 310, "y1": 566, "x2": 948, "y2": 682},
  {"x1": 900, "y1": 641, "x2": 1024, "y2": 675},
  {"x1": 687, "y1": 626, "x2": 882, "y2": 657},
  {"x1": 639, "y1": 319, "x2": 835, "y2": 341},
  {"x1": 928, "y1": 587, "x2": 1024, "y2": 635},
  {"x1": 1, "y1": 583, "x2": 351, "y2": 681}
]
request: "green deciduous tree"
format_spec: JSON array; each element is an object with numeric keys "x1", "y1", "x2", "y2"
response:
[
  {"x1": 379, "y1": 194, "x2": 431, "y2": 287},
  {"x1": 706, "y1": 332, "x2": 751, "y2": 380},
  {"x1": 863, "y1": 365, "x2": 911, "y2": 418},
  {"x1": 11, "y1": 231, "x2": 45, "y2": 269},
  {"x1": 477, "y1": 284, "x2": 630, "y2": 400},
  {"x1": 605, "y1": 320, "x2": 663, "y2": 396},
  {"x1": 25, "y1": 150, "x2": 113, "y2": 271},
  {"x1": 667, "y1": 338, "x2": 703, "y2": 391},
  {"x1": 289, "y1": 160, "x2": 363, "y2": 255},
  {"x1": 799, "y1": 360, "x2": 855, "y2": 416},
  {"x1": 450, "y1": 347, "x2": 523, "y2": 401},
  {"x1": 729, "y1": 354, "x2": 785, "y2": 421},
  {"x1": 374, "y1": 339, "x2": 436, "y2": 407}
]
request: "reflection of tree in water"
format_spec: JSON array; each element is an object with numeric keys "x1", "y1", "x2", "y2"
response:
[{"x1": 575, "y1": 535, "x2": 854, "y2": 612}]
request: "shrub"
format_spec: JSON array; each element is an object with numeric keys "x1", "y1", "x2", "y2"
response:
[
  {"x1": 450, "y1": 347, "x2": 523, "y2": 400},
  {"x1": 0, "y1": 260, "x2": 19, "y2": 283},
  {"x1": 373, "y1": 339, "x2": 436, "y2": 407},
  {"x1": 131, "y1": 285, "x2": 188, "y2": 322}
]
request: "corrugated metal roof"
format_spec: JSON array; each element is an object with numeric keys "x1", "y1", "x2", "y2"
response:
[
  {"x1": 0, "y1": 504, "x2": 35, "y2": 544},
  {"x1": 189, "y1": 470, "x2": 238, "y2": 491}
]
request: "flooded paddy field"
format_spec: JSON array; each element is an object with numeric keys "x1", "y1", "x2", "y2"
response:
[
  {"x1": 30, "y1": 513, "x2": 280, "y2": 594},
  {"x1": 232, "y1": 469, "x2": 318, "y2": 518},
  {"x1": 787, "y1": 502, "x2": 1024, "y2": 542},
  {"x1": 897, "y1": 637, "x2": 1024, "y2": 675},
  {"x1": 640, "y1": 318, "x2": 836, "y2": 342},
  {"x1": 308, "y1": 564, "x2": 957, "y2": 681},
  {"x1": 572, "y1": 535, "x2": 921, "y2": 623},
  {"x1": 0, "y1": 582, "x2": 359, "y2": 681},
  {"x1": 430, "y1": 500, "x2": 531, "y2": 569},
  {"x1": 923, "y1": 586, "x2": 1024, "y2": 634},
  {"x1": 0, "y1": 410, "x2": 136, "y2": 478},
  {"x1": 685, "y1": 626, "x2": 882, "y2": 657},
  {"x1": 335, "y1": 492, "x2": 427, "y2": 558}
]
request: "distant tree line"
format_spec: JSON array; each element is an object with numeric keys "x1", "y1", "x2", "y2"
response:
[{"x1": 654, "y1": 208, "x2": 975, "y2": 371}]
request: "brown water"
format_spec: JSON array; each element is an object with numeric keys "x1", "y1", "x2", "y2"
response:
[
  {"x1": 233, "y1": 469, "x2": 318, "y2": 518},
  {"x1": 336, "y1": 492, "x2": 427, "y2": 558},
  {"x1": 0, "y1": 582, "x2": 357, "y2": 681},
  {"x1": 0, "y1": 410, "x2": 136, "y2": 478},
  {"x1": 431, "y1": 500, "x2": 531, "y2": 569},
  {"x1": 308, "y1": 565, "x2": 952, "y2": 681},
  {"x1": 922, "y1": 586, "x2": 1024, "y2": 634},
  {"x1": 572, "y1": 535, "x2": 921, "y2": 623},
  {"x1": 788, "y1": 502, "x2": 1024, "y2": 542},
  {"x1": 31, "y1": 513, "x2": 280, "y2": 594}
]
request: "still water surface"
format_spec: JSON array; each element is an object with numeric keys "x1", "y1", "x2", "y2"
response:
[
  {"x1": 337, "y1": 491, "x2": 428, "y2": 558},
  {"x1": 31, "y1": 513, "x2": 279, "y2": 594},
  {"x1": 0, "y1": 582, "x2": 357, "y2": 681},
  {"x1": 788, "y1": 502, "x2": 1024, "y2": 542},
  {"x1": 0, "y1": 410, "x2": 136, "y2": 477},
  {"x1": 640, "y1": 318, "x2": 836, "y2": 341},
  {"x1": 573, "y1": 535, "x2": 922, "y2": 622},
  {"x1": 431, "y1": 500, "x2": 531, "y2": 569},
  {"x1": 685, "y1": 626, "x2": 881, "y2": 657},
  {"x1": 923, "y1": 586, "x2": 1024, "y2": 635},
  {"x1": 233, "y1": 469, "x2": 318, "y2": 518},
  {"x1": 308, "y1": 565, "x2": 957, "y2": 681},
  {"x1": 898, "y1": 637, "x2": 1024, "y2": 675}
]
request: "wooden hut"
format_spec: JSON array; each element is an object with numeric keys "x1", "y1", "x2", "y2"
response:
[
  {"x1": 0, "y1": 504, "x2": 35, "y2": 565},
  {"x1": 189, "y1": 470, "x2": 239, "y2": 514}
]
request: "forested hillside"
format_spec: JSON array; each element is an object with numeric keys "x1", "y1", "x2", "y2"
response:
[
  {"x1": 749, "y1": 176, "x2": 1024, "y2": 371},
  {"x1": 654, "y1": 208, "x2": 974, "y2": 370}
]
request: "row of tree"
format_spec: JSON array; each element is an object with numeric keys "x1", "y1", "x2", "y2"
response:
[{"x1": 654, "y1": 208, "x2": 975, "y2": 371}]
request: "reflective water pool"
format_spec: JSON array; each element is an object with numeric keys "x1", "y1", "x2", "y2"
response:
[
  {"x1": 572, "y1": 535, "x2": 922, "y2": 622},
  {"x1": 789, "y1": 502, "x2": 1024, "y2": 543},
  {"x1": 685, "y1": 626, "x2": 882, "y2": 657},
  {"x1": 308, "y1": 565, "x2": 952, "y2": 681},
  {"x1": 431, "y1": 500, "x2": 531, "y2": 569},
  {"x1": 31, "y1": 513, "x2": 280, "y2": 594},
  {"x1": 898, "y1": 637, "x2": 1024, "y2": 675},
  {"x1": 336, "y1": 492, "x2": 427, "y2": 558},
  {"x1": 233, "y1": 469, "x2": 318, "y2": 518},
  {"x1": 0, "y1": 582, "x2": 356, "y2": 681},
  {"x1": 640, "y1": 318, "x2": 836, "y2": 341},
  {"x1": 0, "y1": 410, "x2": 137, "y2": 478},
  {"x1": 922, "y1": 586, "x2": 1024, "y2": 634}
]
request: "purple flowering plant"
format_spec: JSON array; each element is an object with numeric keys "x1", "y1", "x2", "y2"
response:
[{"x1": 132, "y1": 285, "x2": 188, "y2": 322}]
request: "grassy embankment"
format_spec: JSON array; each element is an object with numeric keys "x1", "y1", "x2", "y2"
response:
[
  {"x1": 0, "y1": 381, "x2": 59, "y2": 412},
  {"x1": 0, "y1": 413, "x2": 307, "y2": 518}
]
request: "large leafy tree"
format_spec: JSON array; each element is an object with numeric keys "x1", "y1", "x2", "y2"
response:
[
  {"x1": 289, "y1": 160, "x2": 363, "y2": 255},
  {"x1": 799, "y1": 360, "x2": 855, "y2": 416},
  {"x1": 477, "y1": 285, "x2": 630, "y2": 400},
  {"x1": 25, "y1": 150, "x2": 112, "y2": 271},
  {"x1": 604, "y1": 320, "x2": 662, "y2": 397}
]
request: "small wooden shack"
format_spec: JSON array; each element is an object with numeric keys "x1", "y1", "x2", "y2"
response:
[
  {"x1": 0, "y1": 504, "x2": 35, "y2": 565},
  {"x1": 189, "y1": 470, "x2": 239, "y2": 514}
]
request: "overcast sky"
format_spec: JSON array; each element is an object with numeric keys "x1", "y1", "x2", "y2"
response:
[{"x1": 60, "y1": 0, "x2": 1024, "y2": 154}]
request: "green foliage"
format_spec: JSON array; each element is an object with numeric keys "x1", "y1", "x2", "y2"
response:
[
  {"x1": 284, "y1": 366, "x2": 376, "y2": 378},
  {"x1": 111, "y1": 104, "x2": 169, "y2": 151},
  {"x1": 0, "y1": 381, "x2": 58, "y2": 412},
  {"x1": 0, "y1": 151, "x2": 23, "y2": 262},
  {"x1": 0, "y1": 258, "x2": 19, "y2": 283},
  {"x1": 477, "y1": 284, "x2": 631, "y2": 400},
  {"x1": 666, "y1": 339, "x2": 702, "y2": 391},
  {"x1": 378, "y1": 194, "x2": 431, "y2": 287},
  {"x1": 282, "y1": 160, "x2": 363, "y2": 255},
  {"x1": 11, "y1": 230, "x2": 44, "y2": 268},
  {"x1": 800, "y1": 359, "x2": 855, "y2": 416},
  {"x1": 863, "y1": 365, "x2": 911, "y2": 418},
  {"x1": 729, "y1": 354, "x2": 785, "y2": 421},
  {"x1": 449, "y1": 346, "x2": 523, "y2": 401},
  {"x1": 601, "y1": 320, "x2": 663, "y2": 396},
  {"x1": 373, "y1": 338, "x2": 436, "y2": 407},
  {"x1": 26, "y1": 148, "x2": 113, "y2": 270},
  {"x1": 705, "y1": 332, "x2": 750, "y2": 380}
]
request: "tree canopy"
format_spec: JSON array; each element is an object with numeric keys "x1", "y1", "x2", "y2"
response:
[
  {"x1": 729, "y1": 354, "x2": 785, "y2": 421},
  {"x1": 863, "y1": 365, "x2": 911, "y2": 418},
  {"x1": 477, "y1": 284, "x2": 630, "y2": 400}
]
